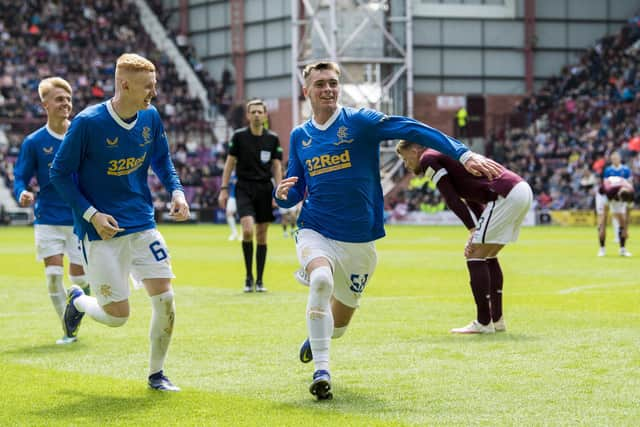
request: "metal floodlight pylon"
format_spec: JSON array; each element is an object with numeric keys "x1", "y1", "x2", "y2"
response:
[{"x1": 290, "y1": 0, "x2": 414, "y2": 126}]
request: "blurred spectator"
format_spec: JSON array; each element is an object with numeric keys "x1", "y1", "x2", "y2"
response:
[{"x1": 0, "y1": 0, "x2": 235, "y2": 213}]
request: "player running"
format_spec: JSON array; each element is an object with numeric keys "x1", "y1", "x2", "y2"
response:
[
  {"x1": 51, "y1": 53, "x2": 190, "y2": 391},
  {"x1": 274, "y1": 60, "x2": 502, "y2": 400},
  {"x1": 13, "y1": 77, "x2": 90, "y2": 345}
]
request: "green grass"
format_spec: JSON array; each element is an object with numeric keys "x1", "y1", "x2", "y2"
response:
[{"x1": 1, "y1": 224, "x2": 638, "y2": 426}]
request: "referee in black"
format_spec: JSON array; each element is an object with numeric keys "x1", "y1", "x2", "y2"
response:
[{"x1": 218, "y1": 99, "x2": 283, "y2": 292}]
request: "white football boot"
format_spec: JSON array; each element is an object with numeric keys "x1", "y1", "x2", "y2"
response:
[
  {"x1": 493, "y1": 317, "x2": 506, "y2": 332},
  {"x1": 450, "y1": 320, "x2": 495, "y2": 334}
]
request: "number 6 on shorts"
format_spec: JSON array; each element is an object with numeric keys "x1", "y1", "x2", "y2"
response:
[{"x1": 149, "y1": 241, "x2": 168, "y2": 261}]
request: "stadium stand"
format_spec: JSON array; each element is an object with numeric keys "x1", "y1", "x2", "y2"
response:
[
  {"x1": 496, "y1": 13, "x2": 640, "y2": 209},
  {"x1": 0, "y1": 0, "x2": 230, "y2": 219},
  {"x1": 389, "y1": 12, "x2": 640, "y2": 216},
  {"x1": 1, "y1": 2, "x2": 637, "y2": 223}
]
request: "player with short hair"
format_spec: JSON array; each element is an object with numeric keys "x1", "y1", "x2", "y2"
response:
[
  {"x1": 396, "y1": 141, "x2": 533, "y2": 334},
  {"x1": 50, "y1": 53, "x2": 190, "y2": 392},
  {"x1": 13, "y1": 76, "x2": 90, "y2": 345},
  {"x1": 596, "y1": 175, "x2": 634, "y2": 257},
  {"x1": 597, "y1": 152, "x2": 633, "y2": 256},
  {"x1": 218, "y1": 99, "x2": 283, "y2": 293},
  {"x1": 274, "y1": 60, "x2": 502, "y2": 400}
]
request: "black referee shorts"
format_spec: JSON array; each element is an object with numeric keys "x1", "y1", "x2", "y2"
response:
[{"x1": 235, "y1": 180, "x2": 275, "y2": 223}]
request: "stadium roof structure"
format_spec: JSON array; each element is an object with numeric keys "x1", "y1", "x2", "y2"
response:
[{"x1": 290, "y1": 0, "x2": 414, "y2": 124}]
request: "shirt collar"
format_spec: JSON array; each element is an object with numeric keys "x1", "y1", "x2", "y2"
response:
[
  {"x1": 45, "y1": 124, "x2": 65, "y2": 140},
  {"x1": 107, "y1": 99, "x2": 138, "y2": 130},
  {"x1": 311, "y1": 105, "x2": 342, "y2": 131}
]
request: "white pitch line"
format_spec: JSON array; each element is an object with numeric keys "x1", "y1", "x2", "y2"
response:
[{"x1": 558, "y1": 282, "x2": 639, "y2": 294}]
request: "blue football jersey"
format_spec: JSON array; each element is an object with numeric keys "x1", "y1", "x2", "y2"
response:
[
  {"x1": 50, "y1": 101, "x2": 183, "y2": 241},
  {"x1": 13, "y1": 125, "x2": 74, "y2": 225},
  {"x1": 602, "y1": 164, "x2": 631, "y2": 179},
  {"x1": 277, "y1": 106, "x2": 469, "y2": 242}
]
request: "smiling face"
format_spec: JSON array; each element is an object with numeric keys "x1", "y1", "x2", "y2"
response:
[
  {"x1": 126, "y1": 70, "x2": 157, "y2": 111},
  {"x1": 42, "y1": 86, "x2": 72, "y2": 121},
  {"x1": 114, "y1": 53, "x2": 157, "y2": 114},
  {"x1": 303, "y1": 67, "x2": 340, "y2": 117}
]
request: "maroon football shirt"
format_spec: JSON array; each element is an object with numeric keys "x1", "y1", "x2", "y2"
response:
[
  {"x1": 419, "y1": 149, "x2": 523, "y2": 229},
  {"x1": 600, "y1": 176, "x2": 634, "y2": 200}
]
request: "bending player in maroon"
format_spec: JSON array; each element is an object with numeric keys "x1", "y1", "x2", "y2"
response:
[
  {"x1": 598, "y1": 176, "x2": 634, "y2": 256},
  {"x1": 396, "y1": 141, "x2": 533, "y2": 334}
]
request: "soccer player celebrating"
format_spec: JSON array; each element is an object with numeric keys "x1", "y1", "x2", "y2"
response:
[
  {"x1": 13, "y1": 77, "x2": 90, "y2": 345},
  {"x1": 50, "y1": 53, "x2": 190, "y2": 391},
  {"x1": 274, "y1": 60, "x2": 502, "y2": 400},
  {"x1": 596, "y1": 176, "x2": 634, "y2": 257},
  {"x1": 396, "y1": 141, "x2": 533, "y2": 334}
]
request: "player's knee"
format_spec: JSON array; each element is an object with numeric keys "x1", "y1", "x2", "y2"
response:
[
  {"x1": 332, "y1": 325, "x2": 348, "y2": 339},
  {"x1": 102, "y1": 301, "x2": 130, "y2": 319},
  {"x1": 309, "y1": 266, "x2": 333, "y2": 298},
  {"x1": 150, "y1": 290, "x2": 175, "y2": 337},
  {"x1": 45, "y1": 266, "x2": 64, "y2": 292},
  {"x1": 104, "y1": 312, "x2": 128, "y2": 327},
  {"x1": 69, "y1": 274, "x2": 88, "y2": 287},
  {"x1": 45, "y1": 265, "x2": 64, "y2": 276}
]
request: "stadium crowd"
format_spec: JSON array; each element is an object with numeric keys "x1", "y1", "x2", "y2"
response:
[
  {"x1": 497, "y1": 13, "x2": 640, "y2": 210},
  {"x1": 2, "y1": 2, "x2": 639, "y2": 220},
  {"x1": 390, "y1": 12, "x2": 640, "y2": 215},
  {"x1": 0, "y1": 0, "x2": 228, "y2": 210}
]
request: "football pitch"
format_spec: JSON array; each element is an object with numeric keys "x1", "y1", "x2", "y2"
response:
[{"x1": 1, "y1": 224, "x2": 638, "y2": 426}]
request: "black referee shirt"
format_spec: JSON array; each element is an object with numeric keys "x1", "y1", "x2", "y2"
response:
[{"x1": 228, "y1": 127, "x2": 283, "y2": 182}]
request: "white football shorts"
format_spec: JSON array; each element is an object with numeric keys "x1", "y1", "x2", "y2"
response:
[
  {"x1": 279, "y1": 206, "x2": 298, "y2": 215},
  {"x1": 295, "y1": 228, "x2": 377, "y2": 308},
  {"x1": 472, "y1": 181, "x2": 533, "y2": 245},
  {"x1": 595, "y1": 192, "x2": 627, "y2": 215},
  {"x1": 226, "y1": 196, "x2": 237, "y2": 215},
  {"x1": 81, "y1": 228, "x2": 174, "y2": 305},
  {"x1": 34, "y1": 224, "x2": 82, "y2": 264}
]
